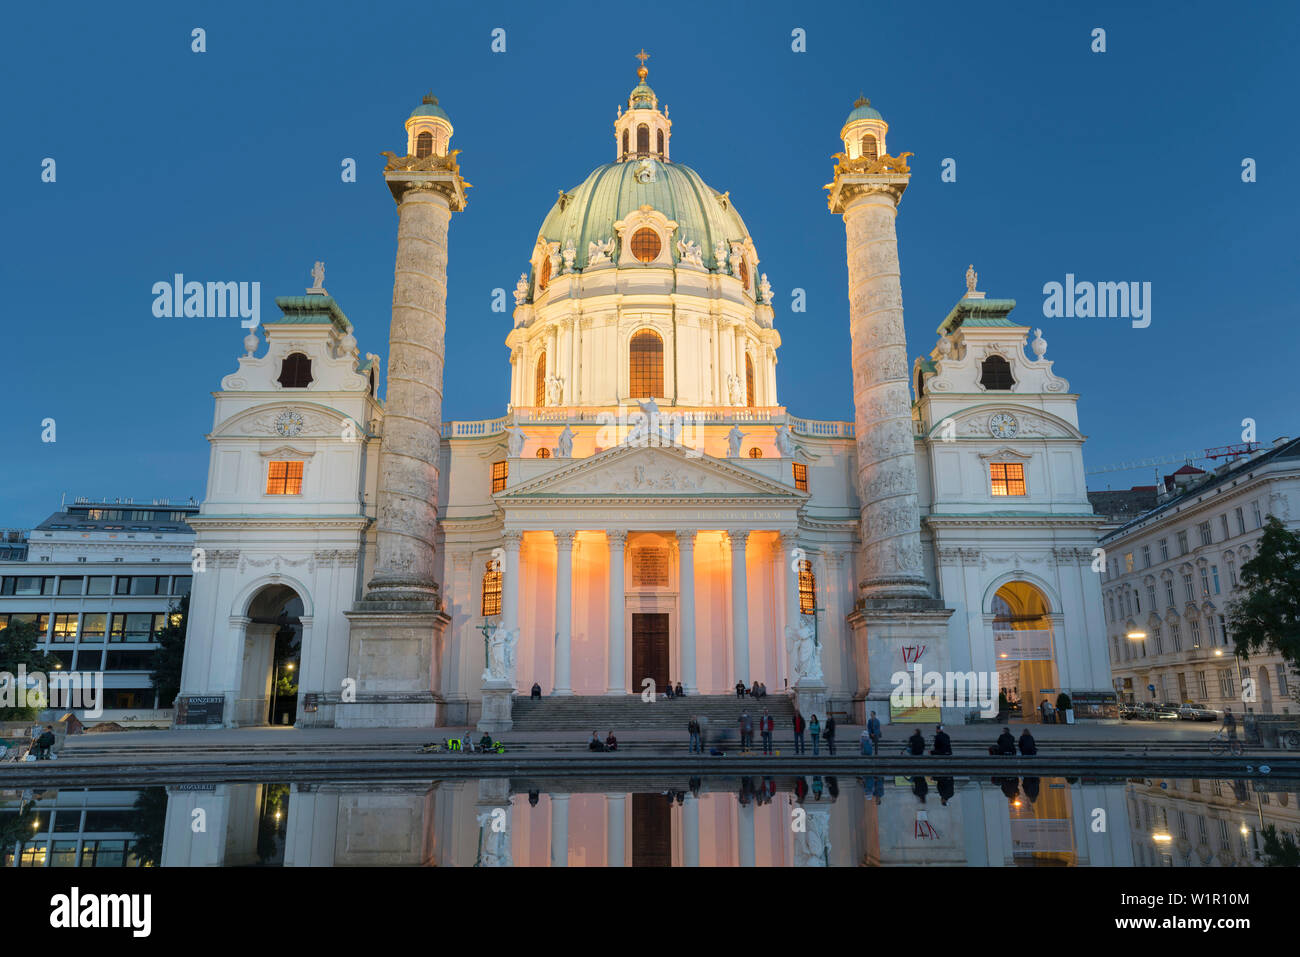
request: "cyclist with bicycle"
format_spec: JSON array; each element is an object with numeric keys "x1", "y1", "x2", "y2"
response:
[{"x1": 1219, "y1": 709, "x2": 1237, "y2": 743}]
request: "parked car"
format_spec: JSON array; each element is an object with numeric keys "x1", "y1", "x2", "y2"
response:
[
  {"x1": 1151, "y1": 703, "x2": 1181, "y2": 720},
  {"x1": 1177, "y1": 703, "x2": 1219, "y2": 722},
  {"x1": 1120, "y1": 703, "x2": 1141, "y2": 720}
]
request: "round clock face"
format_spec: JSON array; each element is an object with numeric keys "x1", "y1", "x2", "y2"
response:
[
  {"x1": 989, "y1": 412, "x2": 1018, "y2": 439},
  {"x1": 275, "y1": 410, "x2": 305, "y2": 437}
]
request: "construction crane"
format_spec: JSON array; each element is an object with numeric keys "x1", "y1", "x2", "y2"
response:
[{"x1": 1086, "y1": 443, "x2": 1261, "y2": 476}]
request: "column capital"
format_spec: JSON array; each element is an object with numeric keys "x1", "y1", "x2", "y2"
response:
[
  {"x1": 675, "y1": 529, "x2": 698, "y2": 548},
  {"x1": 554, "y1": 530, "x2": 577, "y2": 549},
  {"x1": 502, "y1": 529, "x2": 523, "y2": 548},
  {"x1": 607, "y1": 529, "x2": 628, "y2": 548},
  {"x1": 727, "y1": 529, "x2": 751, "y2": 549},
  {"x1": 777, "y1": 530, "x2": 801, "y2": 551}
]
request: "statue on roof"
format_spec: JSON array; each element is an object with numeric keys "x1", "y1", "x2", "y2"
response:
[
  {"x1": 965, "y1": 264, "x2": 978, "y2": 296},
  {"x1": 307, "y1": 261, "x2": 327, "y2": 295}
]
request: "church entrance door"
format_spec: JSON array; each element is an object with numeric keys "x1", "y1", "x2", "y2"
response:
[
  {"x1": 631, "y1": 613, "x2": 670, "y2": 694},
  {"x1": 631, "y1": 792, "x2": 672, "y2": 866}
]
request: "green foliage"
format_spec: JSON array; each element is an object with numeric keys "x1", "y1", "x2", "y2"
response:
[
  {"x1": 149, "y1": 593, "x2": 189, "y2": 708},
  {"x1": 0, "y1": 619, "x2": 60, "y2": 721},
  {"x1": 1260, "y1": 824, "x2": 1300, "y2": 867},
  {"x1": 1227, "y1": 517, "x2": 1300, "y2": 669},
  {"x1": 128, "y1": 787, "x2": 168, "y2": 867},
  {"x1": 1056, "y1": 692, "x2": 1072, "y2": 712}
]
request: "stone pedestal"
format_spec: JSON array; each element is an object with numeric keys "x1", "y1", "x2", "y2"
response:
[
  {"x1": 848, "y1": 598, "x2": 958, "y2": 725},
  {"x1": 337, "y1": 604, "x2": 448, "y2": 728},
  {"x1": 793, "y1": 679, "x2": 828, "y2": 722},
  {"x1": 478, "y1": 680, "x2": 515, "y2": 734}
]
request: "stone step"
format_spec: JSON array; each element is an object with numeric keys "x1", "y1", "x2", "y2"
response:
[{"x1": 509, "y1": 694, "x2": 796, "y2": 731}]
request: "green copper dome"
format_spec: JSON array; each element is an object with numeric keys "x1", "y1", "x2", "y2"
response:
[
  {"x1": 845, "y1": 96, "x2": 882, "y2": 124},
  {"x1": 536, "y1": 159, "x2": 751, "y2": 271},
  {"x1": 409, "y1": 93, "x2": 450, "y2": 122}
]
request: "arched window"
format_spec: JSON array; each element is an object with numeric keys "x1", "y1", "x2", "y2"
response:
[
  {"x1": 416, "y1": 131, "x2": 433, "y2": 157},
  {"x1": 861, "y1": 134, "x2": 878, "y2": 162},
  {"x1": 656, "y1": 129, "x2": 664, "y2": 156},
  {"x1": 481, "y1": 562, "x2": 502, "y2": 616},
  {"x1": 278, "y1": 353, "x2": 312, "y2": 388},
  {"x1": 798, "y1": 559, "x2": 816, "y2": 614},
  {"x1": 534, "y1": 353, "x2": 547, "y2": 406},
  {"x1": 636, "y1": 124, "x2": 650, "y2": 155},
  {"x1": 628, "y1": 329, "x2": 664, "y2": 398},
  {"x1": 630, "y1": 227, "x2": 661, "y2": 263},
  {"x1": 979, "y1": 355, "x2": 1014, "y2": 390},
  {"x1": 368, "y1": 368, "x2": 376, "y2": 396},
  {"x1": 916, "y1": 369, "x2": 926, "y2": 398},
  {"x1": 537, "y1": 255, "x2": 551, "y2": 292},
  {"x1": 745, "y1": 354, "x2": 756, "y2": 407},
  {"x1": 622, "y1": 129, "x2": 629, "y2": 157}
]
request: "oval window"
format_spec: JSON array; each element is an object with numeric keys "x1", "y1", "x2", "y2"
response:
[{"x1": 630, "y1": 228, "x2": 661, "y2": 263}]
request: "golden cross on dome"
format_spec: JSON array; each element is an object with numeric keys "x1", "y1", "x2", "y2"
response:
[
  {"x1": 635, "y1": 49, "x2": 650, "y2": 68},
  {"x1": 635, "y1": 48, "x2": 650, "y2": 80}
]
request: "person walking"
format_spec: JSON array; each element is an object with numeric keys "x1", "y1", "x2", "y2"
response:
[
  {"x1": 932, "y1": 724, "x2": 952, "y2": 755},
  {"x1": 867, "y1": 711, "x2": 882, "y2": 753},
  {"x1": 810, "y1": 714, "x2": 822, "y2": 755},
  {"x1": 688, "y1": 716, "x2": 702, "y2": 754},
  {"x1": 740, "y1": 711, "x2": 755, "y2": 750},
  {"x1": 824, "y1": 715, "x2": 837, "y2": 755},
  {"x1": 1220, "y1": 709, "x2": 1238, "y2": 742},
  {"x1": 760, "y1": 709, "x2": 774, "y2": 754},
  {"x1": 792, "y1": 709, "x2": 807, "y2": 754},
  {"x1": 859, "y1": 727, "x2": 874, "y2": 756}
]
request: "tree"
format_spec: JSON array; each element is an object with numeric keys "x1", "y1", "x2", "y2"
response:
[
  {"x1": 149, "y1": 593, "x2": 189, "y2": 708},
  {"x1": 1227, "y1": 516, "x2": 1300, "y2": 669},
  {"x1": 128, "y1": 787, "x2": 168, "y2": 867},
  {"x1": 1260, "y1": 824, "x2": 1300, "y2": 867},
  {"x1": 0, "y1": 619, "x2": 59, "y2": 721}
]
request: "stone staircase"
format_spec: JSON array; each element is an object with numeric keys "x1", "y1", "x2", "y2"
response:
[{"x1": 509, "y1": 693, "x2": 798, "y2": 732}]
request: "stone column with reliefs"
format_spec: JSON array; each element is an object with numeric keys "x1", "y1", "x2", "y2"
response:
[
  {"x1": 341, "y1": 98, "x2": 467, "y2": 728},
  {"x1": 828, "y1": 103, "x2": 954, "y2": 722}
]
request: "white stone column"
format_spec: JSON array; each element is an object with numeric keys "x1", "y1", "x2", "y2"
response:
[
  {"x1": 550, "y1": 794, "x2": 569, "y2": 867},
  {"x1": 734, "y1": 328, "x2": 747, "y2": 404},
  {"x1": 606, "y1": 530, "x2": 627, "y2": 694},
  {"x1": 553, "y1": 531, "x2": 574, "y2": 696},
  {"x1": 712, "y1": 318, "x2": 723, "y2": 403},
  {"x1": 677, "y1": 530, "x2": 698, "y2": 694},
  {"x1": 738, "y1": 801, "x2": 756, "y2": 867},
  {"x1": 729, "y1": 530, "x2": 751, "y2": 684},
  {"x1": 831, "y1": 171, "x2": 929, "y2": 598},
  {"x1": 502, "y1": 530, "x2": 522, "y2": 635},
  {"x1": 683, "y1": 795, "x2": 700, "y2": 867},
  {"x1": 781, "y1": 531, "x2": 803, "y2": 635},
  {"x1": 605, "y1": 793, "x2": 626, "y2": 866}
]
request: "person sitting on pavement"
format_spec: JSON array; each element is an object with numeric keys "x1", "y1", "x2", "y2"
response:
[
  {"x1": 663, "y1": 682, "x2": 675, "y2": 700},
  {"x1": 589, "y1": 731, "x2": 604, "y2": 752},
  {"x1": 1018, "y1": 728, "x2": 1037, "y2": 755},
  {"x1": 605, "y1": 730, "x2": 618, "y2": 752},
  {"x1": 859, "y1": 728, "x2": 874, "y2": 756},
  {"x1": 907, "y1": 728, "x2": 926, "y2": 755},
  {"x1": 931, "y1": 724, "x2": 952, "y2": 755},
  {"x1": 478, "y1": 732, "x2": 494, "y2": 753},
  {"x1": 736, "y1": 680, "x2": 747, "y2": 698},
  {"x1": 530, "y1": 682, "x2": 542, "y2": 700},
  {"x1": 751, "y1": 680, "x2": 761, "y2": 698},
  {"x1": 674, "y1": 681, "x2": 684, "y2": 697},
  {"x1": 461, "y1": 732, "x2": 474, "y2": 753},
  {"x1": 996, "y1": 727, "x2": 1017, "y2": 755},
  {"x1": 34, "y1": 726, "x2": 56, "y2": 760}
]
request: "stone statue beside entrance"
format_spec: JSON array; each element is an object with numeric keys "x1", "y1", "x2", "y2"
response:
[
  {"x1": 785, "y1": 616, "x2": 824, "y2": 683},
  {"x1": 482, "y1": 623, "x2": 519, "y2": 683}
]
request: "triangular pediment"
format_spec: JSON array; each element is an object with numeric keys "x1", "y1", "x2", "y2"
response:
[{"x1": 498, "y1": 442, "x2": 805, "y2": 501}]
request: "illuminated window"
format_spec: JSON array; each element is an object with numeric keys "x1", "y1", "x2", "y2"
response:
[
  {"x1": 636, "y1": 124, "x2": 649, "y2": 154},
  {"x1": 979, "y1": 356, "x2": 1013, "y2": 390},
  {"x1": 798, "y1": 559, "x2": 816, "y2": 614},
  {"x1": 537, "y1": 256, "x2": 551, "y2": 292},
  {"x1": 278, "y1": 353, "x2": 312, "y2": 388},
  {"x1": 745, "y1": 354, "x2": 755, "y2": 407},
  {"x1": 630, "y1": 228, "x2": 661, "y2": 263},
  {"x1": 481, "y1": 562, "x2": 502, "y2": 616},
  {"x1": 534, "y1": 353, "x2": 547, "y2": 406},
  {"x1": 537, "y1": 448, "x2": 551, "y2": 459},
  {"x1": 792, "y1": 462, "x2": 808, "y2": 491},
  {"x1": 266, "y1": 461, "x2": 304, "y2": 495},
  {"x1": 989, "y1": 462, "x2": 1025, "y2": 496},
  {"x1": 738, "y1": 258, "x2": 750, "y2": 290},
  {"x1": 861, "y1": 134, "x2": 878, "y2": 161},
  {"x1": 748, "y1": 447, "x2": 763, "y2": 458},
  {"x1": 491, "y1": 461, "x2": 508, "y2": 493},
  {"x1": 416, "y1": 131, "x2": 433, "y2": 157},
  {"x1": 656, "y1": 129, "x2": 664, "y2": 156},
  {"x1": 629, "y1": 329, "x2": 663, "y2": 397}
]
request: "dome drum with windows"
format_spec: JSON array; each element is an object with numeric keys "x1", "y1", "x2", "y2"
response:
[{"x1": 507, "y1": 53, "x2": 781, "y2": 412}]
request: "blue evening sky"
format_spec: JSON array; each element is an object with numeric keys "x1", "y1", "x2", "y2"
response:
[{"x1": 3, "y1": 1, "x2": 1296, "y2": 526}]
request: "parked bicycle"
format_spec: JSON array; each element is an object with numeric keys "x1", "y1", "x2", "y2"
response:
[{"x1": 1209, "y1": 732, "x2": 1244, "y2": 757}]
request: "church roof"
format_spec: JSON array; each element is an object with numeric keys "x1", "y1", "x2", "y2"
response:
[
  {"x1": 409, "y1": 94, "x2": 450, "y2": 122},
  {"x1": 269, "y1": 296, "x2": 354, "y2": 334},
  {"x1": 537, "y1": 160, "x2": 751, "y2": 271},
  {"x1": 845, "y1": 96, "x2": 883, "y2": 124},
  {"x1": 937, "y1": 297, "x2": 1019, "y2": 336}
]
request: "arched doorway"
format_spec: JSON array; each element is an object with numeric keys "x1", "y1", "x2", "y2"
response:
[
  {"x1": 237, "y1": 584, "x2": 304, "y2": 727},
  {"x1": 991, "y1": 581, "x2": 1059, "y2": 722}
]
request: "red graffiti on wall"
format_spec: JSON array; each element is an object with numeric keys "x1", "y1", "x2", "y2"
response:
[{"x1": 901, "y1": 645, "x2": 927, "y2": 664}]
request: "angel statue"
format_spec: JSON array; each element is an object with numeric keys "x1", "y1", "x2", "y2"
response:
[
  {"x1": 785, "y1": 616, "x2": 824, "y2": 683},
  {"x1": 482, "y1": 623, "x2": 519, "y2": 683},
  {"x1": 727, "y1": 424, "x2": 745, "y2": 458},
  {"x1": 588, "y1": 237, "x2": 615, "y2": 266},
  {"x1": 676, "y1": 237, "x2": 704, "y2": 267},
  {"x1": 513, "y1": 273, "x2": 530, "y2": 306}
]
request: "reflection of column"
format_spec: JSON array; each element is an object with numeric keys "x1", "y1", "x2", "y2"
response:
[
  {"x1": 729, "y1": 531, "x2": 751, "y2": 683},
  {"x1": 502, "y1": 530, "x2": 522, "y2": 634},
  {"x1": 683, "y1": 795, "x2": 700, "y2": 867},
  {"x1": 738, "y1": 800, "x2": 756, "y2": 867},
  {"x1": 607, "y1": 530, "x2": 627, "y2": 694},
  {"x1": 554, "y1": 531, "x2": 574, "y2": 695},
  {"x1": 550, "y1": 794, "x2": 569, "y2": 867},
  {"x1": 677, "y1": 530, "x2": 697, "y2": 694},
  {"x1": 606, "y1": 793, "x2": 626, "y2": 866}
]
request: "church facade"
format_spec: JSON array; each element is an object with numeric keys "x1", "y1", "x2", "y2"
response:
[{"x1": 177, "y1": 63, "x2": 1112, "y2": 730}]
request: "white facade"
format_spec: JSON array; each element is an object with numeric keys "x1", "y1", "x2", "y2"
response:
[{"x1": 1100, "y1": 437, "x2": 1300, "y2": 713}]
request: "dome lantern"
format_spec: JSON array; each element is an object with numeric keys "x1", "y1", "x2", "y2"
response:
[
  {"x1": 405, "y1": 92, "x2": 454, "y2": 158},
  {"x1": 840, "y1": 94, "x2": 888, "y2": 163},
  {"x1": 614, "y1": 50, "x2": 671, "y2": 162}
]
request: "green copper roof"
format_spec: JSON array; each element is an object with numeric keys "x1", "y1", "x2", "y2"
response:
[
  {"x1": 845, "y1": 97, "x2": 883, "y2": 124},
  {"x1": 937, "y1": 297, "x2": 1019, "y2": 336},
  {"x1": 536, "y1": 159, "x2": 751, "y2": 272},
  {"x1": 270, "y1": 296, "x2": 353, "y2": 334},
  {"x1": 409, "y1": 94, "x2": 450, "y2": 122}
]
